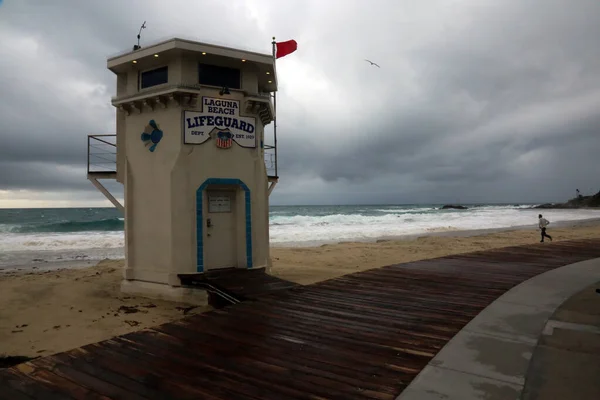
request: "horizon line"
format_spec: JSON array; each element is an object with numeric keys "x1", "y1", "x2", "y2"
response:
[{"x1": 0, "y1": 201, "x2": 547, "y2": 210}]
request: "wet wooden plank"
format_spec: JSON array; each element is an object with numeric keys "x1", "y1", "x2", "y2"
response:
[
  {"x1": 2, "y1": 238, "x2": 600, "y2": 399},
  {"x1": 108, "y1": 335, "x2": 336, "y2": 400},
  {"x1": 81, "y1": 343, "x2": 268, "y2": 400},
  {"x1": 154, "y1": 321, "x2": 405, "y2": 396},
  {"x1": 107, "y1": 335, "x2": 308, "y2": 400},
  {"x1": 0, "y1": 368, "x2": 68, "y2": 400},
  {"x1": 30, "y1": 355, "x2": 149, "y2": 400},
  {"x1": 13, "y1": 362, "x2": 112, "y2": 400},
  {"x1": 121, "y1": 328, "x2": 379, "y2": 400},
  {"x1": 0, "y1": 372, "x2": 36, "y2": 400}
]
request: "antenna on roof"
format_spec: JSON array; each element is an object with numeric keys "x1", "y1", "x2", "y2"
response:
[{"x1": 133, "y1": 21, "x2": 146, "y2": 51}]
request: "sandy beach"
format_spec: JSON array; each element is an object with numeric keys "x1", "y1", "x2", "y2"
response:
[{"x1": 2, "y1": 221, "x2": 600, "y2": 361}]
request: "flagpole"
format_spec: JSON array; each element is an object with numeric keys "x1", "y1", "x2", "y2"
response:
[{"x1": 272, "y1": 36, "x2": 278, "y2": 178}]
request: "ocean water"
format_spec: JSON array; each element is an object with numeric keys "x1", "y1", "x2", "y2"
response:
[{"x1": 1, "y1": 205, "x2": 599, "y2": 268}]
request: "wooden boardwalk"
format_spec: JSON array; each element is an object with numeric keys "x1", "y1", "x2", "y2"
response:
[{"x1": 2, "y1": 239, "x2": 600, "y2": 399}]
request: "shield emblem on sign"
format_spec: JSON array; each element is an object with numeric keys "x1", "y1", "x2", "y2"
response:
[{"x1": 214, "y1": 129, "x2": 233, "y2": 149}]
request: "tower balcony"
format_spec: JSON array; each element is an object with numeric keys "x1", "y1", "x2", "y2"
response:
[
  {"x1": 87, "y1": 134, "x2": 117, "y2": 178},
  {"x1": 86, "y1": 133, "x2": 278, "y2": 186},
  {"x1": 86, "y1": 134, "x2": 123, "y2": 212}
]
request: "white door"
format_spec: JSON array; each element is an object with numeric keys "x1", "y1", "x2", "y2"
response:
[{"x1": 204, "y1": 191, "x2": 237, "y2": 270}]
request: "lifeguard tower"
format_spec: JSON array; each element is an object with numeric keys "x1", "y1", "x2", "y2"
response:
[{"x1": 87, "y1": 38, "x2": 281, "y2": 303}]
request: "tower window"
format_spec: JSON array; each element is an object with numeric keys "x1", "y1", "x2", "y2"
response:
[
  {"x1": 140, "y1": 66, "x2": 168, "y2": 89},
  {"x1": 198, "y1": 63, "x2": 241, "y2": 89}
]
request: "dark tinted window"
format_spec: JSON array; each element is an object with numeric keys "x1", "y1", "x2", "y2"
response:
[
  {"x1": 198, "y1": 63, "x2": 240, "y2": 89},
  {"x1": 140, "y1": 66, "x2": 168, "y2": 89}
]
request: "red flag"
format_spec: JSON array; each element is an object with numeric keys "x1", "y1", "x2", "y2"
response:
[{"x1": 275, "y1": 39, "x2": 297, "y2": 59}]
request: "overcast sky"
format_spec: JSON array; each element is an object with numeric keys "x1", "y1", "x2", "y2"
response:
[{"x1": 1, "y1": 0, "x2": 599, "y2": 208}]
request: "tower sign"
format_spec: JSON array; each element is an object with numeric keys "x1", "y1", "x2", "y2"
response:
[{"x1": 184, "y1": 97, "x2": 256, "y2": 148}]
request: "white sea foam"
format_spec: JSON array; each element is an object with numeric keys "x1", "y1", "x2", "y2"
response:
[
  {"x1": 1, "y1": 206, "x2": 599, "y2": 267},
  {"x1": 0, "y1": 231, "x2": 124, "y2": 252},
  {"x1": 268, "y1": 208, "x2": 600, "y2": 244}
]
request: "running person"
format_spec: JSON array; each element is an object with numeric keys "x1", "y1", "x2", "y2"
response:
[{"x1": 538, "y1": 214, "x2": 553, "y2": 242}]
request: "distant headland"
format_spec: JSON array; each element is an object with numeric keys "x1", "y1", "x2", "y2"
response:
[{"x1": 534, "y1": 190, "x2": 600, "y2": 209}]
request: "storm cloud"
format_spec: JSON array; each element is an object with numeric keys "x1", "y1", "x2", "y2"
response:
[{"x1": 0, "y1": 0, "x2": 599, "y2": 207}]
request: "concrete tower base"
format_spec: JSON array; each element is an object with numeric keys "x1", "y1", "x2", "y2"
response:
[{"x1": 120, "y1": 280, "x2": 209, "y2": 306}]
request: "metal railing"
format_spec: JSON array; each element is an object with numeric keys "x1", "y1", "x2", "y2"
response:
[
  {"x1": 87, "y1": 135, "x2": 117, "y2": 174},
  {"x1": 87, "y1": 134, "x2": 277, "y2": 177},
  {"x1": 264, "y1": 144, "x2": 277, "y2": 177}
]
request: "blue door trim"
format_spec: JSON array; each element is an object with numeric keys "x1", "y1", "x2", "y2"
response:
[{"x1": 196, "y1": 178, "x2": 252, "y2": 273}]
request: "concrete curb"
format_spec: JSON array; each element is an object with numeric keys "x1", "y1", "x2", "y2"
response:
[{"x1": 396, "y1": 257, "x2": 600, "y2": 400}]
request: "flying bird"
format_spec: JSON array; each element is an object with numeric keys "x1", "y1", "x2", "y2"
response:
[{"x1": 364, "y1": 59, "x2": 380, "y2": 68}]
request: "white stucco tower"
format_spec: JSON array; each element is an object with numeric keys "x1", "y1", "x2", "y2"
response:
[{"x1": 90, "y1": 38, "x2": 278, "y2": 302}]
